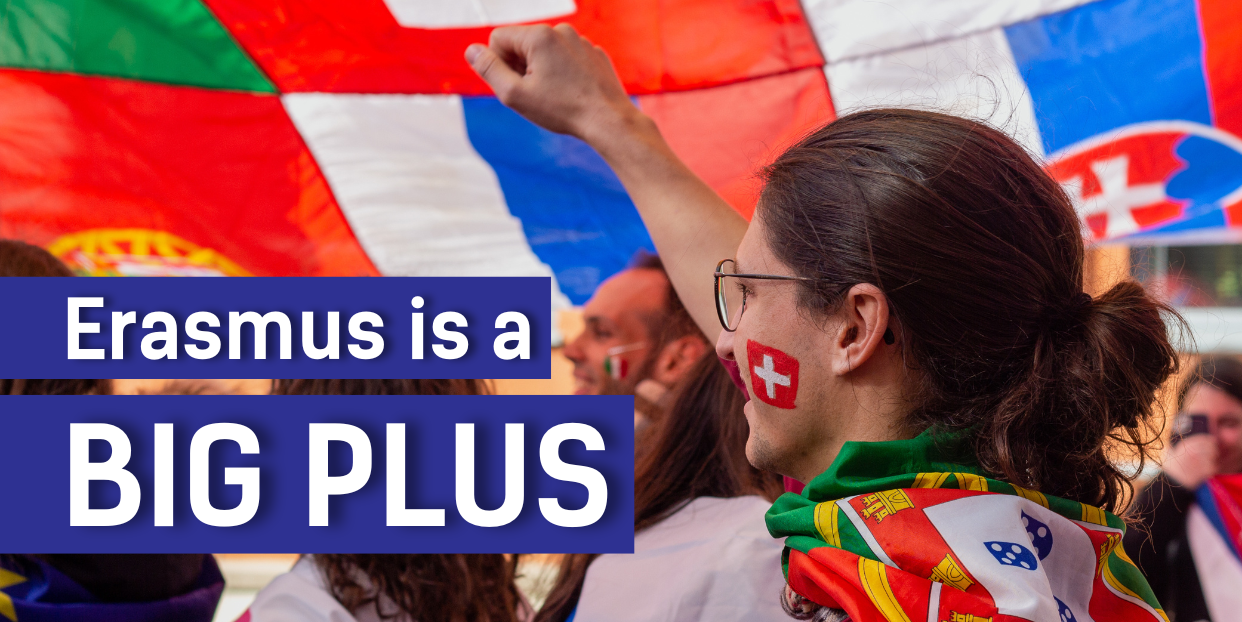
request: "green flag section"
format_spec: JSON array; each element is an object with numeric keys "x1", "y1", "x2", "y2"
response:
[{"x1": 0, "y1": 0, "x2": 274, "y2": 93}]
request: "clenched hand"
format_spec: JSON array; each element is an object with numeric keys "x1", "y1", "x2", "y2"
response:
[{"x1": 466, "y1": 25, "x2": 636, "y2": 142}]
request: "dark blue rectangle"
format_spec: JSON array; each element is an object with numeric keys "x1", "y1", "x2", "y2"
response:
[
  {"x1": 0, "y1": 395, "x2": 635, "y2": 553},
  {"x1": 0, "y1": 277, "x2": 551, "y2": 379}
]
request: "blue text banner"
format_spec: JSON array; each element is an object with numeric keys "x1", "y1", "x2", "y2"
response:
[{"x1": 0, "y1": 277, "x2": 552, "y2": 379}]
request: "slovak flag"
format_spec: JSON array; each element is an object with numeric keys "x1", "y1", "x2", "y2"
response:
[{"x1": 747, "y1": 340, "x2": 799, "y2": 410}]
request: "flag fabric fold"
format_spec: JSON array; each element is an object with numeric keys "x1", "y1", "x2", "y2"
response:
[{"x1": 766, "y1": 431, "x2": 1168, "y2": 622}]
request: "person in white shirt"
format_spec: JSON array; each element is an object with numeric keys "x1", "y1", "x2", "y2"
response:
[{"x1": 536, "y1": 354, "x2": 787, "y2": 622}]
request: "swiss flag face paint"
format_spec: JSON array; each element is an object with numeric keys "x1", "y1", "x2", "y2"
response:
[{"x1": 746, "y1": 339, "x2": 799, "y2": 409}]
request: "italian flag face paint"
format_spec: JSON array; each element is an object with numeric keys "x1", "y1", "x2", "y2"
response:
[{"x1": 603, "y1": 342, "x2": 646, "y2": 381}]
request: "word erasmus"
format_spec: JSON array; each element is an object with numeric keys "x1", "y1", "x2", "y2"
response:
[
  {"x1": 70, "y1": 422, "x2": 606, "y2": 528},
  {"x1": 66, "y1": 296, "x2": 530, "y2": 361}
]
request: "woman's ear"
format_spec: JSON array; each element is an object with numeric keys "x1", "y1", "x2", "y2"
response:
[{"x1": 829, "y1": 283, "x2": 890, "y2": 376}]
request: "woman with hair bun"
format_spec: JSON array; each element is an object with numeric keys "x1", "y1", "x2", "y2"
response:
[{"x1": 466, "y1": 26, "x2": 1182, "y2": 622}]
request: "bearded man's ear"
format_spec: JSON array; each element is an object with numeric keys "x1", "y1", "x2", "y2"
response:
[{"x1": 651, "y1": 334, "x2": 711, "y2": 386}]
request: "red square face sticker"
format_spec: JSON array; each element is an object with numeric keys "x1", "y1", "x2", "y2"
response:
[{"x1": 746, "y1": 340, "x2": 799, "y2": 409}]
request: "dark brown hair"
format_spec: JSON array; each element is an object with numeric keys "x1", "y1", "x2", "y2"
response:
[
  {"x1": 275, "y1": 378, "x2": 521, "y2": 622},
  {"x1": 1, "y1": 379, "x2": 112, "y2": 395},
  {"x1": 271, "y1": 378, "x2": 492, "y2": 396},
  {"x1": 535, "y1": 354, "x2": 785, "y2": 622},
  {"x1": 313, "y1": 554, "x2": 524, "y2": 622},
  {"x1": 0, "y1": 239, "x2": 74, "y2": 276},
  {"x1": 1178, "y1": 356, "x2": 1242, "y2": 411},
  {"x1": 760, "y1": 109, "x2": 1182, "y2": 511}
]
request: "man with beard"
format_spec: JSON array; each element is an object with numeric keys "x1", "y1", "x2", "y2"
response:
[{"x1": 564, "y1": 253, "x2": 709, "y2": 430}]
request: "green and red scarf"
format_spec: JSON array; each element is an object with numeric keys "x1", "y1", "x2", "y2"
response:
[{"x1": 766, "y1": 430, "x2": 1168, "y2": 622}]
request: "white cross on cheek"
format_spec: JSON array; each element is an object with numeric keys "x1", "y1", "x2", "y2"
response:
[{"x1": 753, "y1": 354, "x2": 791, "y2": 399}]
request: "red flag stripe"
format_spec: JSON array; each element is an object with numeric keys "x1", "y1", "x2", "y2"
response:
[
  {"x1": 0, "y1": 69, "x2": 377, "y2": 276},
  {"x1": 201, "y1": 0, "x2": 825, "y2": 95}
]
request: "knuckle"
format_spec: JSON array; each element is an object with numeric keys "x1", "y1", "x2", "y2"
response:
[
  {"x1": 488, "y1": 26, "x2": 511, "y2": 46},
  {"x1": 530, "y1": 24, "x2": 554, "y2": 41}
]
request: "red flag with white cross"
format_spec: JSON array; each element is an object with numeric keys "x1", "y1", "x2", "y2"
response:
[{"x1": 747, "y1": 340, "x2": 799, "y2": 409}]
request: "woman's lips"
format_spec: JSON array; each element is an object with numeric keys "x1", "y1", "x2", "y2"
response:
[{"x1": 719, "y1": 357, "x2": 750, "y2": 400}]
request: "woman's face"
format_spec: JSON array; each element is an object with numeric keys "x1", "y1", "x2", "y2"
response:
[
  {"x1": 1182, "y1": 382, "x2": 1242, "y2": 475},
  {"x1": 713, "y1": 216, "x2": 847, "y2": 481}
]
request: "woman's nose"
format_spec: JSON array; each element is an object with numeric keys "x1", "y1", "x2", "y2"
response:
[{"x1": 715, "y1": 326, "x2": 736, "y2": 361}]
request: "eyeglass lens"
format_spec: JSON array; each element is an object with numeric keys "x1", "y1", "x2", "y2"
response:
[{"x1": 716, "y1": 260, "x2": 745, "y2": 331}]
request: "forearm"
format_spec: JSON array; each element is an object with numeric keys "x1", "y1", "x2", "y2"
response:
[
  {"x1": 585, "y1": 108, "x2": 747, "y2": 342},
  {"x1": 464, "y1": 26, "x2": 749, "y2": 340}
]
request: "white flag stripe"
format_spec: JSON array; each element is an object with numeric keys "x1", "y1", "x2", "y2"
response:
[
  {"x1": 926, "y1": 581, "x2": 942, "y2": 622},
  {"x1": 836, "y1": 496, "x2": 898, "y2": 568},
  {"x1": 922, "y1": 495, "x2": 1093, "y2": 621},
  {"x1": 381, "y1": 0, "x2": 575, "y2": 29},
  {"x1": 823, "y1": 27, "x2": 1045, "y2": 159},
  {"x1": 283, "y1": 93, "x2": 572, "y2": 328},
  {"x1": 802, "y1": 0, "x2": 1096, "y2": 64},
  {"x1": 1187, "y1": 506, "x2": 1242, "y2": 622}
]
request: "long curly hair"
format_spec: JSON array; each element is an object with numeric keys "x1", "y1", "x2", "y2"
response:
[
  {"x1": 313, "y1": 554, "x2": 526, "y2": 622},
  {"x1": 276, "y1": 377, "x2": 523, "y2": 622}
]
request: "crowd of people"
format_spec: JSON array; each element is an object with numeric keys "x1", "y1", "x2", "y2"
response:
[{"x1": 3, "y1": 20, "x2": 1242, "y2": 622}]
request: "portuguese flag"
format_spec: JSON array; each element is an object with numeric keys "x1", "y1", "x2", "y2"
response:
[
  {"x1": 767, "y1": 431, "x2": 1169, "y2": 622},
  {"x1": 0, "y1": 0, "x2": 380, "y2": 277}
]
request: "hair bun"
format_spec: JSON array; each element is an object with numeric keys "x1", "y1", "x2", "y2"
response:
[{"x1": 1040, "y1": 291, "x2": 1093, "y2": 334}]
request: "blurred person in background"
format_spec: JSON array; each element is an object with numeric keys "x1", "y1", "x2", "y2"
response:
[
  {"x1": 242, "y1": 378, "x2": 529, "y2": 622},
  {"x1": 0, "y1": 238, "x2": 74, "y2": 277},
  {"x1": 1, "y1": 238, "x2": 223, "y2": 622},
  {"x1": 1, "y1": 377, "x2": 222, "y2": 622},
  {"x1": 562, "y1": 252, "x2": 709, "y2": 431},
  {"x1": 536, "y1": 353, "x2": 785, "y2": 622},
  {"x1": 0, "y1": 240, "x2": 110, "y2": 395},
  {"x1": 1125, "y1": 356, "x2": 1242, "y2": 622}
]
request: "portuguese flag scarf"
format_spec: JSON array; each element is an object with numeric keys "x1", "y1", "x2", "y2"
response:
[{"x1": 765, "y1": 430, "x2": 1169, "y2": 622}]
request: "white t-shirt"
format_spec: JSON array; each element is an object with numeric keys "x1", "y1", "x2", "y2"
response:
[{"x1": 573, "y1": 495, "x2": 789, "y2": 622}]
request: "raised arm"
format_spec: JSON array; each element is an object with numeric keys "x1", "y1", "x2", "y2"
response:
[{"x1": 466, "y1": 24, "x2": 746, "y2": 343}]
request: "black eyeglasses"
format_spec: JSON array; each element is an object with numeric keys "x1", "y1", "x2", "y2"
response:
[{"x1": 713, "y1": 259, "x2": 821, "y2": 332}]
